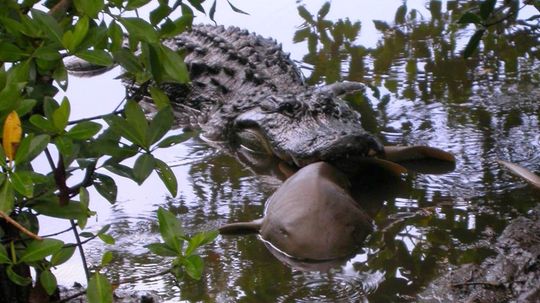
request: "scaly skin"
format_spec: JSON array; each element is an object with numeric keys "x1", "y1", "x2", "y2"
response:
[{"x1": 110, "y1": 25, "x2": 384, "y2": 172}]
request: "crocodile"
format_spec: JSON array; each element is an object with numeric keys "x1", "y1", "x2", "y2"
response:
[
  {"x1": 69, "y1": 24, "x2": 454, "y2": 173},
  {"x1": 128, "y1": 24, "x2": 385, "y2": 174}
]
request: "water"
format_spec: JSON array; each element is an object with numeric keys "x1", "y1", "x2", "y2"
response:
[{"x1": 52, "y1": 1, "x2": 540, "y2": 302}]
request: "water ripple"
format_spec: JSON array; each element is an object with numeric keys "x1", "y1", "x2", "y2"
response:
[{"x1": 276, "y1": 270, "x2": 383, "y2": 303}]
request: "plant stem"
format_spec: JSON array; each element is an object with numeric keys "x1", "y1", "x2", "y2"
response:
[
  {"x1": 0, "y1": 211, "x2": 42, "y2": 241},
  {"x1": 70, "y1": 220, "x2": 90, "y2": 281}
]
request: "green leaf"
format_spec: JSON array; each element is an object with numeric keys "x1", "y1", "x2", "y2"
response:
[
  {"x1": 160, "y1": 45, "x2": 190, "y2": 84},
  {"x1": 0, "y1": 244, "x2": 11, "y2": 264},
  {"x1": 209, "y1": 0, "x2": 217, "y2": 22},
  {"x1": 133, "y1": 153, "x2": 155, "y2": 184},
  {"x1": 32, "y1": 199, "x2": 89, "y2": 220},
  {"x1": 16, "y1": 99, "x2": 37, "y2": 117},
  {"x1": 65, "y1": 16, "x2": 89, "y2": 51},
  {"x1": 7, "y1": 265, "x2": 32, "y2": 286},
  {"x1": 394, "y1": 4, "x2": 407, "y2": 24},
  {"x1": 78, "y1": 187, "x2": 90, "y2": 229},
  {"x1": 29, "y1": 115, "x2": 55, "y2": 133},
  {"x1": 87, "y1": 273, "x2": 113, "y2": 303},
  {"x1": 125, "y1": 100, "x2": 149, "y2": 147},
  {"x1": 227, "y1": 0, "x2": 249, "y2": 15},
  {"x1": 52, "y1": 97, "x2": 71, "y2": 131},
  {"x1": 93, "y1": 173, "x2": 117, "y2": 203},
  {"x1": 145, "y1": 242, "x2": 178, "y2": 257},
  {"x1": 297, "y1": 6, "x2": 314, "y2": 23},
  {"x1": 0, "y1": 180, "x2": 14, "y2": 214},
  {"x1": 80, "y1": 187, "x2": 89, "y2": 206},
  {"x1": 53, "y1": 64, "x2": 68, "y2": 91},
  {"x1": 157, "y1": 207, "x2": 184, "y2": 252},
  {"x1": 50, "y1": 246, "x2": 76, "y2": 266},
  {"x1": 54, "y1": 136, "x2": 75, "y2": 160},
  {"x1": 182, "y1": 255, "x2": 204, "y2": 280},
  {"x1": 73, "y1": 0, "x2": 104, "y2": 18},
  {"x1": 155, "y1": 159, "x2": 177, "y2": 197},
  {"x1": 98, "y1": 233, "x2": 115, "y2": 245},
  {"x1": 147, "y1": 107, "x2": 173, "y2": 145},
  {"x1": 103, "y1": 163, "x2": 134, "y2": 179},
  {"x1": 0, "y1": 42, "x2": 25, "y2": 61},
  {"x1": 480, "y1": 0, "x2": 497, "y2": 20},
  {"x1": 188, "y1": 0, "x2": 205, "y2": 13},
  {"x1": 112, "y1": 49, "x2": 143, "y2": 74},
  {"x1": 108, "y1": 21, "x2": 124, "y2": 52},
  {"x1": 293, "y1": 27, "x2": 311, "y2": 43},
  {"x1": 463, "y1": 29, "x2": 485, "y2": 58},
  {"x1": 126, "y1": 0, "x2": 151, "y2": 10},
  {"x1": 33, "y1": 45, "x2": 61, "y2": 61},
  {"x1": 0, "y1": 83, "x2": 22, "y2": 111},
  {"x1": 317, "y1": 2, "x2": 331, "y2": 19},
  {"x1": 157, "y1": 132, "x2": 193, "y2": 148},
  {"x1": 98, "y1": 224, "x2": 111, "y2": 235},
  {"x1": 40, "y1": 270, "x2": 57, "y2": 295},
  {"x1": 67, "y1": 121, "x2": 102, "y2": 140},
  {"x1": 101, "y1": 251, "x2": 113, "y2": 266},
  {"x1": 104, "y1": 114, "x2": 145, "y2": 147},
  {"x1": 31, "y1": 9, "x2": 63, "y2": 44},
  {"x1": 185, "y1": 230, "x2": 218, "y2": 256},
  {"x1": 11, "y1": 171, "x2": 33, "y2": 197},
  {"x1": 120, "y1": 17, "x2": 159, "y2": 43},
  {"x1": 149, "y1": 87, "x2": 170, "y2": 109},
  {"x1": 75, "y1": 50, "x2": 113, "y2": 67},
  {"x1": 458, "y1": 12, "x2": 482, "y2": 25},
  {"x1": 150, "y1": 4, "x2": 173, "y2": 25},
  {"x1": 19, "y1": 238, "x2": 64, "y2": 263},
  {"x1": 15, "y1": 134, "x2": 50, "y2": 164}
]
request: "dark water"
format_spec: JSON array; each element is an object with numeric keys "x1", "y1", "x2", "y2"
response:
[{"x1": 56, "y1": 1, "x2": 540, "y2": 302}]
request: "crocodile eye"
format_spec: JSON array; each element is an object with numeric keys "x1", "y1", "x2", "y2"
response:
[{"x1": 278, "y1": 100, "x2": 301, "y2": 117}]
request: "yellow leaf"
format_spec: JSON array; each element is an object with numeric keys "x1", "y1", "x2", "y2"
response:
[{"x1": 3, "y1": 111, "x2": 22, "y2": 162}]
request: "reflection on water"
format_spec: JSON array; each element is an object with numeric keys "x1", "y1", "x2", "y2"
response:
[{"x1": 55, "y1": 1, "x2": 540, "y2": 302}]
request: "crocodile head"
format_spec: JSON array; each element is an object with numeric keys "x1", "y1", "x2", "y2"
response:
[{"x1": 215, "y1": 82, "x2": 385, "y2": 174}]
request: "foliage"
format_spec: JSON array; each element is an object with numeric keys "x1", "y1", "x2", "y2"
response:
[
  {"x1": 146, "y1": 207, "x2": 218, "y2": 281},
  {"x1": 0, "y1": 0, "x2": 224, "y2": 301},
  {"x1": 457, "y1": 0, "x2": 540, "y2": 57},
  {"x1": 294, "y1": 1, "x2": 540, "y2": 103}
]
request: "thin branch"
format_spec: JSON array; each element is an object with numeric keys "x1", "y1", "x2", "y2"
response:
[
  {"x1": 44, "y1": 148, "x2": 90, "y2": 281},
  {"x1": 64, "y1": 231, "x2": 99, "y2": 247},
  {"x1": 67, "y1": 110, "x2": 124, "y2": 125},
  {"x1": 0, "y1": 211, "x2": 42, "y2": 241},
  {"x1": 40, "y1": 226, "x2": 74, "y2": 238},
  {"x1": 68, "y1": 161, "x2": 97, "y2": 197},
  {"x1": 70, "y1": 220, "x2": 90, "y2": 281}
]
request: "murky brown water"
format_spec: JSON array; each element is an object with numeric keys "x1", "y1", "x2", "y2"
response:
[{"x1": 52, "y1": 1, "x2": 540, "y2": 302}]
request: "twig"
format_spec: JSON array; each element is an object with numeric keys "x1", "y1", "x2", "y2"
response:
[
  {"x1": 0, "y1": 211, "x2": 42, "y2": 241},
  {"x1": 44, "y1": 148, "x2": 90, "y2": 281},
  {"x1": 67, "y1": 110, "x2": 124, "y2": 125},
  {"x1": 40, "y1": 226, "x2": 74, "y2": 238},
  {"x1": 70, "y1": 220, "x2": 90, "y2": 281}
]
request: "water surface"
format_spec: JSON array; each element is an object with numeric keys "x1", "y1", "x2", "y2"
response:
[{"x1": 53, "y1": 1, "x2": 540, "y2": 302}]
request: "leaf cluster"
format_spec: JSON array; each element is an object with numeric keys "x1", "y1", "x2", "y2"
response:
[
  {"x1": 146, "y1": 207, "x2": 218, "y2": 280},
  {"x1": 0, "y1": 0, "x2": 234, "y2": 300}
]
